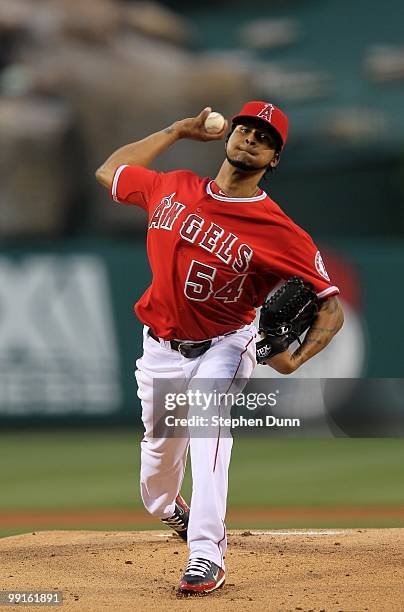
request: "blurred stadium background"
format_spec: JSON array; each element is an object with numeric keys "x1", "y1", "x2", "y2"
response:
[{"x1": 1, "y1": 0, "x2": 403, "y2": 536}]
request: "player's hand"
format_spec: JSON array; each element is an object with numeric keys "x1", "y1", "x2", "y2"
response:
[
  {"x1": 264, "y1": 350, "x2": 300, "y2": 375},
  {"x1": 171, "y1": 107, "x2": 228, "y2": 142}
]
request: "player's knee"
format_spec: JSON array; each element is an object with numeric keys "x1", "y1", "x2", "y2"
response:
[
  {"x1": 140, "y1": 484, "x2": 158, "y2": 516},
  {"x1": 140, "y1": 481, "x2": 169, "y2": 518}
]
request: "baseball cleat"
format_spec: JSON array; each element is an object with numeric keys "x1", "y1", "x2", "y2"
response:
[
  {"x1": 178, "y1": 558, "x2": 225, "y2": 594},
  {"x1": 161, "y1": 494, "x2": 189, "y2": 541}
]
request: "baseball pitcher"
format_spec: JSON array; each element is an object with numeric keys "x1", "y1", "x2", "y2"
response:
[{"x1": 95, "y1": 101, "x2": 344, "y2": 594}]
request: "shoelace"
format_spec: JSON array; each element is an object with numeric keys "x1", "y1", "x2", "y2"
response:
[
  {"x1": 161, "y1": 514, "x2": 187, "y2": 531},
  {"x1": 184, "y1": 558, "x2": 212, "y2": 578}
]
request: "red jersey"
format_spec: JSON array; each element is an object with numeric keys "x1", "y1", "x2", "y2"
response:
[{"x1": 111, "y1": 165, "x2": 339, "y2": 341}]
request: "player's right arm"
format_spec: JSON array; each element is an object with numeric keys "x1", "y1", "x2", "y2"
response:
[{"x1": 95, "y1": 107, "x2": 227, "y2": 190}]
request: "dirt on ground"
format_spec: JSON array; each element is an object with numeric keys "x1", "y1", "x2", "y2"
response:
[
  {"x1": 1, "y1": 506, "x2": 404, "y2": 528},
  {"x1": 0, "y1": 529, "x2": 403, "y2": 612}
]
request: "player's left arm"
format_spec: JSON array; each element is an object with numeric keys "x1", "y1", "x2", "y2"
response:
[{"x1": 266, "y1": 295, "x2": 344, "y2": 374}]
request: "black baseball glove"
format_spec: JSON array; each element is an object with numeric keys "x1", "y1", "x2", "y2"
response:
[{"x1": 256, "y1": 276, "x2": 319, "y2": 364}]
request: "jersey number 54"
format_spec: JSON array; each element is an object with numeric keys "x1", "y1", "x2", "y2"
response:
[{"x1": 184, "y1": 260, "x2": 246, "y2": 304}]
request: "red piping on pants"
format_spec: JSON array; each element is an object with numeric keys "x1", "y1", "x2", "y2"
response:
[{"x1": 212, "y1": 336, "x2": 254, "y2": 473}]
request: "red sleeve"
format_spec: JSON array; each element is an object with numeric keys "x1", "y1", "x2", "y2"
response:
[
  {"x1": 271, "y1": 227, "x2": 339, "y2": 300},
  {"x1": 109, "y1": 164, "x2": 162, "y2": 210}
]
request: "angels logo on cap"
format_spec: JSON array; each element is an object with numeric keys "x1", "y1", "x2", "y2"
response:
[
  {"x1": 257, "y1": 103, "x2": 275, "y2": 122},
  {"x1": 232, "y1": 100, "x2": 289, "y2": 150}
]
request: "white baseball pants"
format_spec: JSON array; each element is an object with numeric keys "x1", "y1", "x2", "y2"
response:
[{"x1": 135, "y1": 324, "x2": 257, "y2": 569}]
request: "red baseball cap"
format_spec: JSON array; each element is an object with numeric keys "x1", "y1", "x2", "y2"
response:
[{"x1": 232, "y1": 101, "x2": 289, "y2": 150}]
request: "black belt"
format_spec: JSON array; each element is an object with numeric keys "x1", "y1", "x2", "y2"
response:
[{"x1": 148, "y1": 328, "x2": 235, "y2": 359}]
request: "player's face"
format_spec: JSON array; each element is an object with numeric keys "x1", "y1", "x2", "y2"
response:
[{"x1": 226, "y1": 121, "x2": 280, "y2": 172}]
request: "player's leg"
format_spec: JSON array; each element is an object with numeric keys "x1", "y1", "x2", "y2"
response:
[
  {"x1": 135, "y1": 329, "x2": 190, "y2": 521},
  {"x1": 185, "y1": 326, "x2": 256, "y2": 570}
]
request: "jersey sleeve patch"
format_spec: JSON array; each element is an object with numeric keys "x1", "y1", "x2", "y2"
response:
[{"x1": 315, "y1": 251, "x2": 331, "y2": 281}]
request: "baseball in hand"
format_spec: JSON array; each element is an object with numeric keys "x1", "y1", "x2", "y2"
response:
[{"x1": 204, "y1": 111, "x2": 225, "y2": 134}]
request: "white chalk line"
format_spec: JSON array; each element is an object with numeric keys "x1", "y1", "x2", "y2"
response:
[
  {"x1": 155, "y1": 530, "x2": 347, "y2": 538},
  {"x1": 248, "y1": 530, "x2": 347, "y2": 536}
]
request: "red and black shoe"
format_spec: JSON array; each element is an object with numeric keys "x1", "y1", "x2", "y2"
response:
[
  {"x1": 161, "y1": 494, "x2": 189, "y2": 542},
  {"x1": 178, "y1": 558, "x2": 225, "y2": 594}
]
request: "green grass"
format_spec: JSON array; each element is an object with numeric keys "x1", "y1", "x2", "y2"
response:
[
  {"x1": 0, "y1": 431, "x2": 141, "y2": 511},
  {"x1": 1, "y1": 432, "x2": 404, "y2": 537},
  {"x1": 230, "y1": 436, "x2": 404, "y2": 507}
]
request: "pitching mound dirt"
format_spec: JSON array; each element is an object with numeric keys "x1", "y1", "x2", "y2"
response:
[{"x1": 0, "y1": 529, "x2": 403, "y2": 611}]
